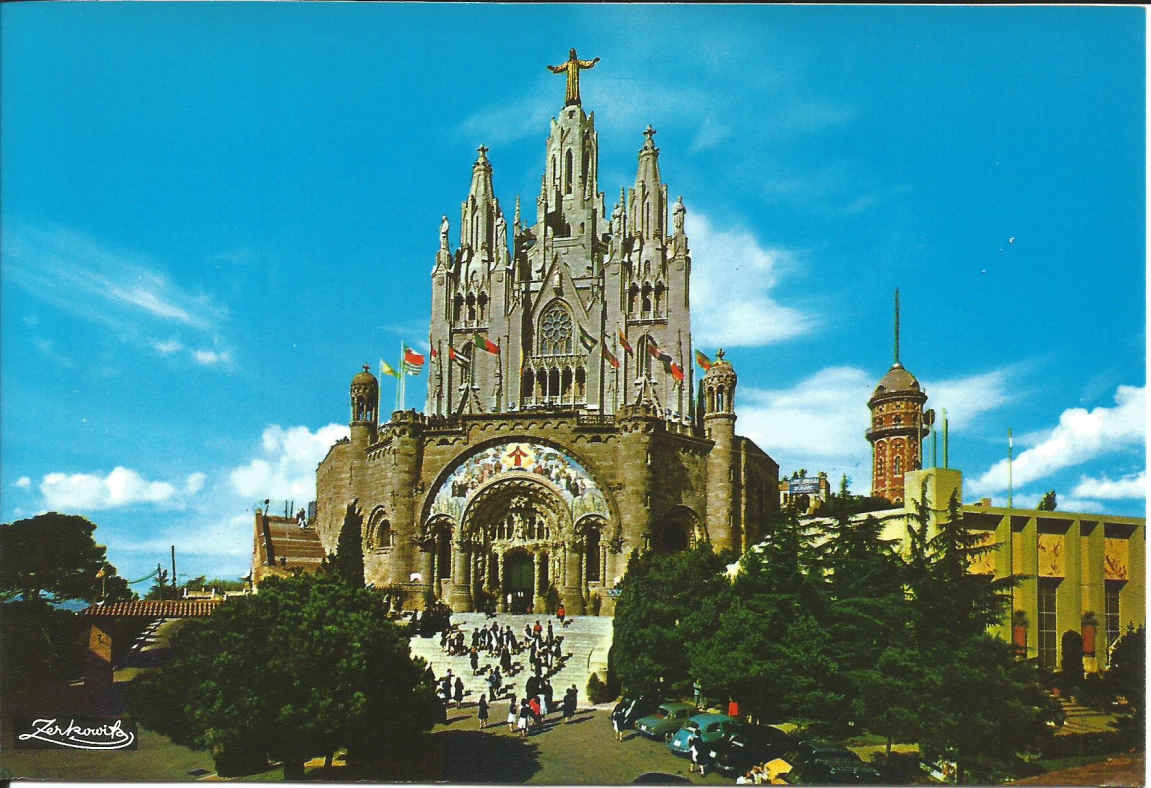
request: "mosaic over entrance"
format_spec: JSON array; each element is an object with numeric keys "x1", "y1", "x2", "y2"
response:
[{"x1": 429, "y1": 441, "x2": 611, "y2": 525}]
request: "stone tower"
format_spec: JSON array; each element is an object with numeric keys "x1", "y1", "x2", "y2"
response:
[
  {"x1": 866, "y1": 290, "x2": 929, "y2": 504},
  {"x1": 426, "y1": 90, "x2": 694, "y2": 421},
  {"x1": 702, "y1": 349, "x2": 738, "y2": 551}
]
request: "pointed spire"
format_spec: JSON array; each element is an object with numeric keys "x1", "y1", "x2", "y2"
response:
[
  {"x1": 893, "y1": 287, "x2": 902, "y2": 367},
  {"x1": 513, "y1": 195, "x2": 522, "y2": 231}
]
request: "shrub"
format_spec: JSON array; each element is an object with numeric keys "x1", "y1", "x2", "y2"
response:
[{"x1": 587, "y1": 672, "x2": 614, "y2": 704}]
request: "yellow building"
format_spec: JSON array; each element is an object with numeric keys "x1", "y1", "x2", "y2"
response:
[{"x1": 863, "y1": 467, "x2": 1144, "y2": 672}]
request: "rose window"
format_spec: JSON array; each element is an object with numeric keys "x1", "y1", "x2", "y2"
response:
[{"x1": 540, "y1": 304, "x2": 573, "y2": 355}]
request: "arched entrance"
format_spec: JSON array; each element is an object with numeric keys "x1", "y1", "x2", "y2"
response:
[
  {"x1": 503, "y1": 549, "x2": 534, "y2": 613},
  {"x1": 652, "y1": 506, "x2": 702, "y2": 555}
]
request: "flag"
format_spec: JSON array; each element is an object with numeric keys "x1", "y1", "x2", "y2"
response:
[
  {"x1": 646, "y1": 336, "x2": 672, "y2": 363},
  {"x1": 579, "y1": 325, "x2": 597, "y2": 352},
  {"x1": 404, "y1": 345, "x2": 426, "y2": 367},
  {"x1": 430, "y1": 347, "x2": 438, "y2": 361},
  {"x1": 449, "y1": 346, "x2": 470, "y2": 367},
  {"x1": 695, "y1": 349, "x2": 712, "y2": 371},
  {"x1": 670, "y1": 362, "x2": 684, "y2": 383},
  {"x1": 618, "y1": 328, "x2": 633, "y2": 356},
  {"x1": 380, "y1": 359, "x2": 400, "y2": 378},
  {"x1": 473, "y1": 332, "x2": 499, "y2": 354},
  {"x1": 602, "y1": 343, "x2": 620, "y2": 369}
]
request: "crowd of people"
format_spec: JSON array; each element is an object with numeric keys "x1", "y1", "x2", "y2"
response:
[{"x1": 428, "y1": 615, "x2": 581, "y2": 737}]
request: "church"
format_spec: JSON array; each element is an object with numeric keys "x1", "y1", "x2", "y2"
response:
[{"x1": 305, "y1": 52, "x2": 779, "y2": 615}]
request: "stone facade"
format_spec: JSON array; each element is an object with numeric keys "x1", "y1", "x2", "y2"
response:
[{"x1": 311, "y1": 72, "x2": 778, "y2": 614}]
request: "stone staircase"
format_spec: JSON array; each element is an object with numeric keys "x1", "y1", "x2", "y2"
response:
[
  {"x1": 1054, "y1": 696, "x2": 1117, "y2": 735},
  {"x1": 408, "y1": 613, "x2": 614, "y2": 707}
]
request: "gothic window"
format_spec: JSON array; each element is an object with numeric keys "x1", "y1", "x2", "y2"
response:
[
  {"x1": 551, "y1": 155, "x2": 557, "y2": 186},
  {"x1": 575, "y1": 367, "x2": 586, "y2": 400},
  {"x1": 565, "y1": 150, "x2": 573, "y2": 195},
  {"x1": 536, "y1": 368, "x2": 547, "y2": 399},
  {"x1": 893, "y1": 455, "x2": 903, "y2": 476},
  {"x1": 628, "y1": 283, "x2": 639, "y2": 314},
  {"x1": 548, "y1": 367, "x2": 560, "y2": 398},
  {"x1": 642, "y1": 282, "x2": 653, "y2": 315},
  {"x1": 716, "y1": 387, "x2": 726, "y2": 411},
  {"x1": 539, "y1": 302, "x2": 573, "y2": 355},
  {"x1": 453, "y1": 293, "x2": 463, "y2": 323},
  {"x1": 654, "y1": 281, "x2": 665, "y2": 314},
  {"x1": 522, "y1": 369, "x2": 535, "y2": 400},
  {"x1": 436, "y1": 528, "x2": 452, "y2": 579},
  {"x1": 467, "y1": 293, "x2": 476, "y2": 323},
  {"x1": 562, "y1": 367, "x2": 573, "y2": 399},
  {"x1": 581, "y1": 150, "x2": 589, "y2": 192},
  {"x1": 478, "y1": 292, "x2": 488, "y2": 323}
]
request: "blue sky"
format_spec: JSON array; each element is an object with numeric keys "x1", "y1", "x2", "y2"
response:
[{"x1": 1, "y1": 4, "x2": 1145, "y2": 585}]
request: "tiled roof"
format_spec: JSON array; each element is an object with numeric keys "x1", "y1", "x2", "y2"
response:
[{"x1": 79, "y1": 599, "x2": 225, "y2": 618}]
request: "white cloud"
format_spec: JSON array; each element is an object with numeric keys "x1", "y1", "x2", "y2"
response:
[
  {"x1": 968, "y1": 385, "x2": 1146, "y2": 496},
  {"x1": 32, "y1": 337, "x2": 75, "y2": 369},
  {"x1": 922, "y1": 368, "x2": 1017, "y2": 431},
  {"x1": 690, "y1": 114, "x2": 731, "y2": 153},
  {"x1": 738, "y1": 366, "x2": 873, "y2": 492},
  {"x1": 13, "y1": 476, "x2": 31, "y2": 489},
  {"x1": 687, "y1": 211, "x2": 816, "y2": 347},
  {"x1": 40, "y1": 466, "x2": 184, "y2": 510},
  {"x1": 185, "y1": 472, "x2": 207, "y2": 495},
  {"x1": 4, "y1": 225, "x2": 233, "y2": 367},
  {"x1": 1071, "y1": 470, "x2": 1147, "y2": 501},
  {"x1": 153, "y1": 338, "x2": 184, "y2": 355},
  {"x1": 192, "y1": 349, "x2": 232, "y2": 367},
  {"x1": 230, "y1": 423, "x2": 350, "y2": 501},
  {"x1": 117, "y1": 513, "x2": 253, "y2": 558}
]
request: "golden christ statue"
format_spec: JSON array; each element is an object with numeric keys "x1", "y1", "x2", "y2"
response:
[{"x1": 548, "y1": 48, "x2": 600, "y2": 107}]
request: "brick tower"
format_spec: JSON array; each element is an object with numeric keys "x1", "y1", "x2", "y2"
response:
[{"x1": 866, "y1": 289, "x2": 929, "y2": 504}]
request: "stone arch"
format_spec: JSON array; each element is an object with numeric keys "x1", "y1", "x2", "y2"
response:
[
  {"x1": 652, "y1": 505, "x2": 704, "y2": 554},
  {"x1": 421, "y1": 437, "x2": 618, "y2": 533},
  {"x1": 576, "y1": 514, "x2": 608, "y2": 583},
  {"x1": 461, "y1": 475, "x2": 572, "y2": 545},
  {"x1": 365, "y1": 506, "x2": 393, "y2": 551}
]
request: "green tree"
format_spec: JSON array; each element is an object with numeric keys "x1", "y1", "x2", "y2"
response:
[
  {"x1": 901, "y1": 483, "x2": 1058, "y2": 781},
  {"x1": 0, "y1": 513, "x2": 113, "y2": 603},
  {"x1": 131, "y1": 572, "x2": 437, "y2": 778},
  {"x1": 325, "y1": 501, "x2": 365, "y2": 587},
  {"x1": 1105, "y1": 625, "x2": 1144, "y2": 744},
  {"x1": 611, "y1": 544, "x2": 730, "y2": 697},
  {"x1": 1037, "y1": 490, "x2": 1057, "y2": 511}
]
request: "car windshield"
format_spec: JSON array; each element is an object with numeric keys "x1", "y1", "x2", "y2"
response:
[
  {"x1": 653, "y1": 709, "x2": 669, "y2": 719},
  {"x1": 686, "y1": 722, "x2": 700, "y2": 732}
]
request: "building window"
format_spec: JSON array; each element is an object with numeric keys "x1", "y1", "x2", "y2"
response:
[
  {"x1": 586, "y1": 528, "x2": 601, "y2": 582},
  {"x1": 539, "y1": 303, "x2": 573, "y2": 355},
  {"x1": 1038, "y1": 580, "x2": 1059, "y2": 670},
  {"x1": 894, "y1": 414, "x2": 903, "y2": 425},
  {"x1": 1106, "y1": 581, "x2": 1123, "y2": 652},
  {"x1": 893, "y1": 456, "x2": 902, "y2": 476},
  {"x1": 565, "y1": 150, "x2": 573, "y2": 194}
]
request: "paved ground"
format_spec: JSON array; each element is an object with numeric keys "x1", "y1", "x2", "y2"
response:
[{"x1": 1013, "y1": 754, "x2": 1144, "y2": 786}]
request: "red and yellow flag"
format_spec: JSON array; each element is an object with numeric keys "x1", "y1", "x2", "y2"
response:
[{"x1": 618, "y1": 328, "x2": 633, "y2": 356}]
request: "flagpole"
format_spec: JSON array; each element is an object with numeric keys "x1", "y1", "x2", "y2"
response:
[{"x1": 399, "y1": 341, "x2": 406, "y2": 412}]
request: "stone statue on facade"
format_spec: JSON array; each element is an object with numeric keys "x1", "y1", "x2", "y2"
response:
[
  {"x1": 673, "y1": 195, "x2": 685, "y2": 235},
  {"x1": 495, "y1": 211, "x2": 507, "y2": 253},
  {"x1": 547, "y1": 48, "x2": 600, "y2": 106},
  {"x1": 440, "y1": 215, "x2": 450, "y2": 251}
]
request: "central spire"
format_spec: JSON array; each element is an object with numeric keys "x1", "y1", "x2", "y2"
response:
[
  {"x1": 547, "y1": 48, "x2": 600, "y2": 106},
  {"x1": 893, "y1": 287, "x2": 902, "y2": 368}
]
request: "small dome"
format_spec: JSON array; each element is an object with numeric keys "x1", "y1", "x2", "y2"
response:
[
  {"x1": 873, "y1": 362, "x2": 920, "y2": 395},
  {"x1": 351, "y1": 364, "x2": 378, "y2": 388}
]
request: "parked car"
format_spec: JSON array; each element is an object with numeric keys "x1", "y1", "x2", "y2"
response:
[
  {"x1": 612, "y1": 695, "x2": 662, "y2": 730},
  {"x1": 667, "y1": 713, "x2": 737, "y2": 755},
  {"x1": 783, "y1": 740, "x2": 861, "y2": 771},
  {"x1": 713, "y1": 724, "x2": 795, "y2": 776},
  {"x1": 790, "y1": 759, "x2": 881, "y2": 784},
  {"x1": 635, "y1": 702, "x2": 696, "y2": 741}
]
